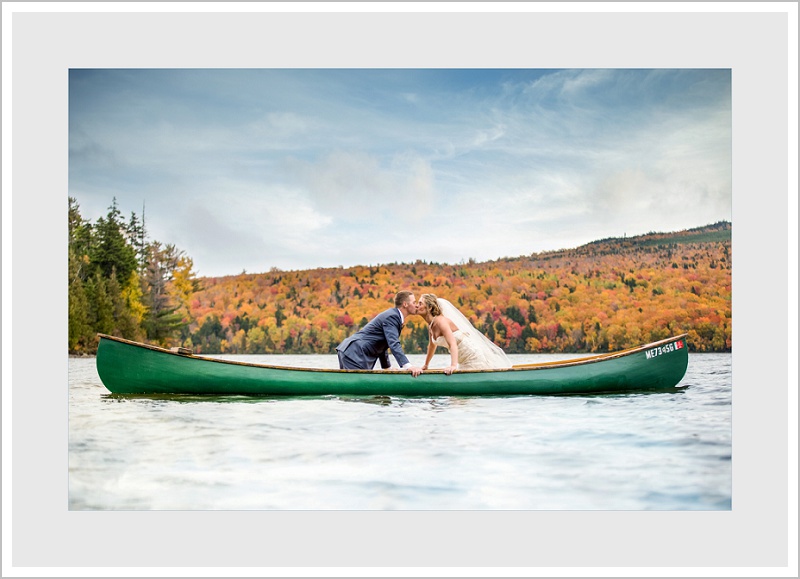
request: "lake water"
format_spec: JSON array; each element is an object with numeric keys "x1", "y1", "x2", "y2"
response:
[{"x1": 68, "y1": 352, "x2": 731, "y2": 511}]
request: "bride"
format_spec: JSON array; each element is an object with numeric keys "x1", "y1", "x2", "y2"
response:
[{"x1": 417, "y1": 293, "x2": 513, "y2": 374}]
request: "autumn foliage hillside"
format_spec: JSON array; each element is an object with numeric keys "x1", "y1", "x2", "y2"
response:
[{"x1": 183, "y1": 222, "x2": 731, "y2": 355}]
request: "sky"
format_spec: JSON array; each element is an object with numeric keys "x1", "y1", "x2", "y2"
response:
[{"x1": 68, "y1": 68, "x2": 732, "y2": 278}]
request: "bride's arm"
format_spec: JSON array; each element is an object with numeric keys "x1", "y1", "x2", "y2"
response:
[{"x1": 422, "y1": 336, "x2": 436, "y2": 370}]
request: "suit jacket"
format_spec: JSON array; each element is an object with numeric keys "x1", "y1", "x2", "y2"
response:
[{"x1": 336, "y1": 307, "x2": 409, "y2": 369}]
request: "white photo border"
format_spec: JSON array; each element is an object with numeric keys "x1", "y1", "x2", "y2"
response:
[{"x1": 3, "y1": 2, "x2": 797, "y2": 577}]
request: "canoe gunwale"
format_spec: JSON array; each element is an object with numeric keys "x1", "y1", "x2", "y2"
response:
[{"x1": 95, "y1": 333, "x2": 689, "y2": 375}]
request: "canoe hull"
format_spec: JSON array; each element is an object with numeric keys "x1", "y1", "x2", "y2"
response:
[{"x1": 95, "y1": 334, "x2": 689, "y2": 396}]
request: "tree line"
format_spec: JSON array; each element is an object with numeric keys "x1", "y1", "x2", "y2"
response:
[
  {"x1": 68, "y1": 197, "x2": 201, "y2": 354},
  {"x1": 68, "y1": 197, "x2": 732, "y2": 355},
  {"x1": 184, "y1": 224, "x2": 731, "y2": 356}
]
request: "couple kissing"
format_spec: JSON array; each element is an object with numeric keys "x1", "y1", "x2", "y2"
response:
[{"x1": 335, "y1": 290, "x2": 512, "y2": 377}]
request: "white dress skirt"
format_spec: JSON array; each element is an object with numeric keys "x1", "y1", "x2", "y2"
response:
[{"x1": 432, "y1": 329, "x2": 512, "y2": 370}]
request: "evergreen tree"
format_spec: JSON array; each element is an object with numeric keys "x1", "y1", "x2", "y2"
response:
[
  {"x1": 68, "y1": 198, "x2": 95, "y2": 352},
  {"x1": 91, "y1": 198, "x2": 137, "y2": 284},
  {"x1": 505, "y1": 306, "x2": 526, "y2": 325},
  {"x1": 495, "y1": 319, "x2": 507, "y2": 342},
  {"x1": 126, "y1": 207, "x2": 148, "y2": 274},
  {"x1": 483, "y1": 314, "x2": 495, "y2": 342},
  {"x1": 68, "y1": 246, "x2": 92, "y2": 353},
  {"x1": 521, "y1": 324, "x2": 535, "y2": 345},
  {"x1": 141, "y1": 241, "x2": 184, "y2": 344},
  {"x1": 68, "y1": 197, "x2": 93, "y2": 274},
  {"x1": 68, "y1": 196, "x2": 199, "y2": 352},
  {"x1": 86, "y1": 272, "x2": 115, "y2": 339}
]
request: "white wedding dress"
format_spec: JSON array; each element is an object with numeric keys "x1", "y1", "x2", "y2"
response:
[{"x1": 432, "y1": 299, "x2": 513, "y2": 370}]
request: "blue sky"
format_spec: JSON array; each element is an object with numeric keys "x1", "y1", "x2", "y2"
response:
[{"x1": 69, "y1": 68, "x2": 731, "y2": 277}]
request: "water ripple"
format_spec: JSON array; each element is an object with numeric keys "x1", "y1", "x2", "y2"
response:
[{"x1": 69, "y1": 353, "x2": 731, "y2": 510}]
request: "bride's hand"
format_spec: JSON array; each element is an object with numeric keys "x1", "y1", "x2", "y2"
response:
[{"x1": 443, "y1": 364, "x2": 458, "y2": 375}]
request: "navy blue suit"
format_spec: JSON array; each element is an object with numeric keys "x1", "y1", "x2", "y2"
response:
[{"x1": 336, "y1": 308, "x2": 410, "y2": 370}]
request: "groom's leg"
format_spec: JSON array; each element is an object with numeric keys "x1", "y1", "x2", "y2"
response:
[{"x1": 337, "y1": 351, "x2": 362, "y2": 369}]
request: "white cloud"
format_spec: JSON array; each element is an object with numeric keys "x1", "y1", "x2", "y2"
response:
[
  {"x1": 69, "y1": 69, "x2": 731, "y2": 276},
  {"x1": 285, "y1": 150, "x2": 436, "y2": 222},
  {"x1": 245, "y1": 111, "x2": 315, "y2": 146}
]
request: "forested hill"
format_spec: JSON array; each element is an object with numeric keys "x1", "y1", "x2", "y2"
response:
[
  {"x1": 184, "y1": 221, "x2": 731, "y2": 355},
  {"x1": 68, "y1": 195, "x2": 730, "y2": 355}
]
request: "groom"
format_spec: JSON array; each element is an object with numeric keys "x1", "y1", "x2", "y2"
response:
[{"x1": 336, "y1": 290, "x2": 424, "y2": 377}]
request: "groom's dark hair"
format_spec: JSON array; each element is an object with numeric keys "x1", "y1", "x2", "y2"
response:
[{"x1": 394, "y1": 290, "x2": 414, "y2": 308}]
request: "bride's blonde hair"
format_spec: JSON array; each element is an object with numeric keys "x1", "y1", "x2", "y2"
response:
[{"x1": 421, "y1": 293, "x2": 442, "y2": 317}]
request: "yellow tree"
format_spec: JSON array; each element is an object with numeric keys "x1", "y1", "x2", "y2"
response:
[{"x1": 169, "y1": 254, "x2": 202, "y2": 329}]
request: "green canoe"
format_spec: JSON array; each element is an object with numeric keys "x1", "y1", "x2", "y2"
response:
[{"x1": 95, "y1": 333, "x2": 689, "y2": 397}]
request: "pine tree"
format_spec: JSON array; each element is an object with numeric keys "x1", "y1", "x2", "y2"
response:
[
  {"x1": 483, "y1": 314, "x2": 495, "y2": 342},
  {"x1": 91, "y1": 198, "x2": 137, "y2": 284},
  {"x1": 140, "y1": 241, "x2": 185, "y2": 345},
  {"x1": 126, "y1": 206, "x2": 148, "y2": 274},
  {"x1": 68, "y1": 197, "x2": 93, "y2": 272},
  {"x1": 86, "y1": 272, "x2": 115, "y2": 339},
  {"x1": 68, "y1": 246, "x2": 92, "y2": 353},
  {"x1": 68, "y1": 198, "x2": 94, "y2": 351}
]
